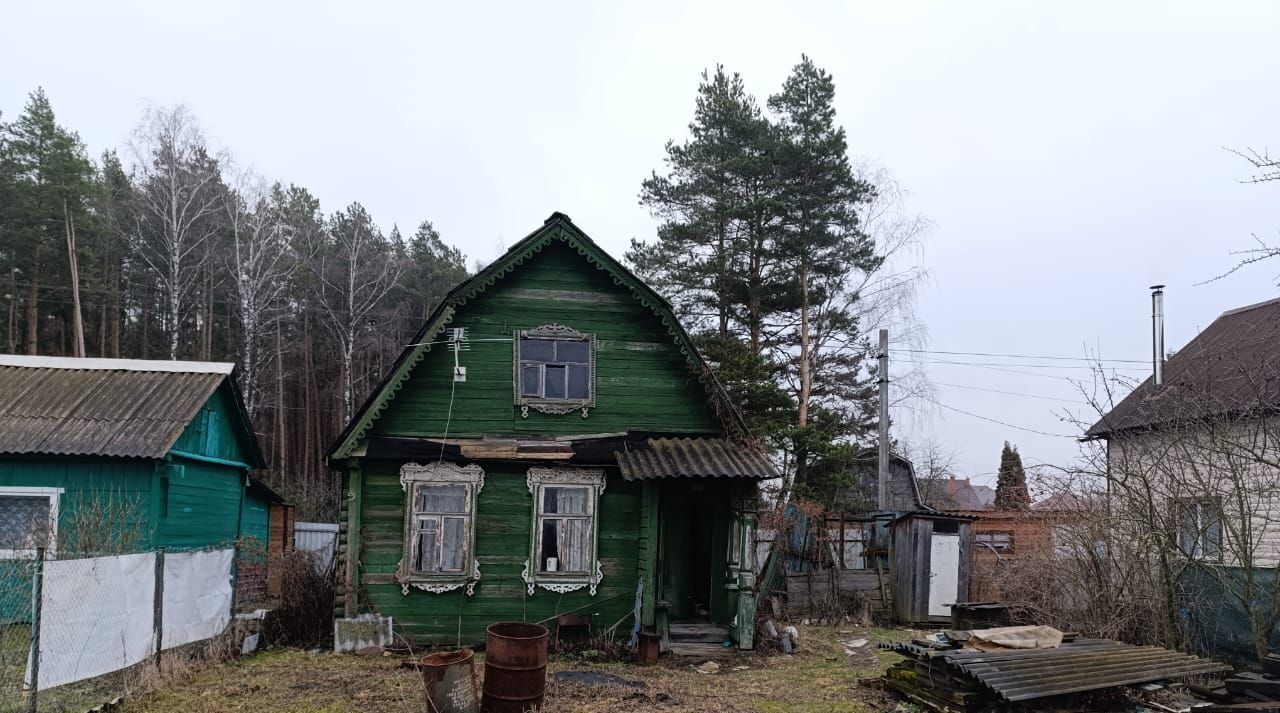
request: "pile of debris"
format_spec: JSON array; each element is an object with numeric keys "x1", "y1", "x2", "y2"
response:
[
  {"x1": 1219, "y1": 653, "x2": 1280, "y2": 710},
  {"x1": 881, "y1": 626, "x2": 1231, "y2": 712}
]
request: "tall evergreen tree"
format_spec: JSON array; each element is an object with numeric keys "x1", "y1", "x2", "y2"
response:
[
  {"x1": 403, "y1": 220, "x2": 468, "y2": 322},
  {"x1": 1, "y1": 89, "x2": 98, "y2": 356},
  {"x1": 630, "y1": 65, "x2": 778, "y2": 339},
  {"x1": 995, "y1": 441, "x2": 1030, "y2": 510},
  {"x1": 768, "y1": 56, "x2": 880, "y2": 484}
]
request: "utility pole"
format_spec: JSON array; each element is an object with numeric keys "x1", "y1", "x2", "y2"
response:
[{"x1": 877, "y1": 329, "x2": 890, "y2": 510}]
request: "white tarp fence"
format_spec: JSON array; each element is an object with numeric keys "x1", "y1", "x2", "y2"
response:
[
  {"x1": 36, "y1": 552, "x2": 155, "y2": 690},
  {"x1": 161, "y1": 548, "x2": 233, "y2": 650}
]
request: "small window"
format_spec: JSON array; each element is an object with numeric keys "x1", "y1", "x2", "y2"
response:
[
  {"x1": 1173, "y1": 497, "x2": 1222, "y2": 562},
  {"x1": 524, "y1": 468, "x2": 605, "y2": 595},
  {"x1": 976, "y1": 530, "x2": 1014, "y2": 554},
  {"x1": 397, "y1": 463, "x2": 484, "y2": 595},
  {"x1": 0, "y1": 487, "x2": 62, "y2": 558},
  {"x1": 515, "y1": 326, "x2": 596, "y2": 416}
]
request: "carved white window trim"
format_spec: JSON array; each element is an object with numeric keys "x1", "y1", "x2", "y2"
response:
[
  {"x1": 396, "y1": 462, "x2": 484, "y2": 596},
  {"x1": 514, "y1": 324, "x2": 596, "y2": 418},
  {"x1": 521, "y1": 467, "x2": 605, "y2": 596}
]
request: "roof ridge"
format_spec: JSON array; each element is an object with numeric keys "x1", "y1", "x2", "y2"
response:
[
  {"x1": 0, "y1": 355, "x2": 234, "y2": 374},
  {"x1": 1219, "y1": 296, "x2": 1280, "y2": 319}
]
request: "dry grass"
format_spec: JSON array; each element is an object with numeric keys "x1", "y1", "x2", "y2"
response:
[{"x1": 117, "y1": 625, "x2": 913, "y2": 713}]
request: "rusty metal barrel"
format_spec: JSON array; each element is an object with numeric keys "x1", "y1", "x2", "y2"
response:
[
  {"x1": 421, "y1": 648, "x2": 480, "y2": 713},
  {"x1": 481, "y1": 622, "x2": 549, "y2": 713}
]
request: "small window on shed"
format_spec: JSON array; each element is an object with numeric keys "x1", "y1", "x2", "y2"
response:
[
  {"x1": 976, "y1": 530, "x2": 1014, "y2": 553},
  {"x1": 515, "y1": 325, "x2": 596, "y2": 417},
  {"x1": 0, "y1": 487, "x2": 62, "y2": 557}
]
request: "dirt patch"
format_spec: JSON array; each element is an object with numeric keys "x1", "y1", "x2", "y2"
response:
[{"x1": 116, "y1": 625, "x2": 911, "y2": 713}]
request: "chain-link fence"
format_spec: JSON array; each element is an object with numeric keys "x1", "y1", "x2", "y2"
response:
[{"x1": 0, "y1": 546, "x2": 242, "y2": 713}]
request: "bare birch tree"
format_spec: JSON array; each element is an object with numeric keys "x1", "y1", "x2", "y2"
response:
[
  {"x1": 310, "y1": 202, "x2": 404, "y2": 421},
  {"x1": 128, "y1": 105, "x2": 224, "y2": 359},
  {"x1": 223, "y1": 166, "x2": 295, "y2": 418}
]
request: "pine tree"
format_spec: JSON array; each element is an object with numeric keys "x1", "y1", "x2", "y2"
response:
[
  {"x1": 995, "y1": 441, "x2": 1030, "y2": 510},
  {"x1": 768, "y1": 56, "x2": 879, "y2": 484},
  {"x1": 629, "y1": 65, "x2": 779, "y2": 340}
]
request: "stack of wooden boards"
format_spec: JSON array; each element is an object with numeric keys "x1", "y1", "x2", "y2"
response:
[{"x1": 881, "y1": 632, "x2": 1231, "y2": 712}]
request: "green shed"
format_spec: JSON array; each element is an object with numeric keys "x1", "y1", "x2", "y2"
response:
[
  {"x1": 0, "y1": 356, "x2": 271, "y2": 559},
  {"x1": 328, "y1": 213, "x2": 777, "y2": 654}
]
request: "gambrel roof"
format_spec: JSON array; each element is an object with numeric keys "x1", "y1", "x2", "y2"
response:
[{"x1": 327, "y1": 212, "x2": 752, "y2": 461}]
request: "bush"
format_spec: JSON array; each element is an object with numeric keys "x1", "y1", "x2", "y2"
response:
[{"x1": 263, "y1": 550, "x2": 334, "y2": 646}]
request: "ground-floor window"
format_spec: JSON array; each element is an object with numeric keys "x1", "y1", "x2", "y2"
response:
[
  {"x1": 397, "y1": 462, "x2": 483, "y2": 595},
  {"x1": 523, "y1": 467, "x2": 605, "y2": 595},
  {"x1": 1173, "y1": 496, "x2": 1222, "y2": 562}
]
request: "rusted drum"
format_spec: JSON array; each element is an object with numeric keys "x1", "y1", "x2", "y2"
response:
[
  {"x1": 421, "y1": 648, "x2": 480, "y2": 713},
  {"x1": 481, "y1": 622, "x2": 549, "y2": 713},
  {"x1": 638, "y1": 631, "x2": 662, "y2": 665}
]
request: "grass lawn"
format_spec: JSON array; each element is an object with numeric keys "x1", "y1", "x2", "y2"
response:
[{"x1": 117, "y1": 625, "x2": 914, "y2": 713}]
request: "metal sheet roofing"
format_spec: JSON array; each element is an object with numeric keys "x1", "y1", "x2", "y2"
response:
[
  {"x1": 1088, "y1": 296, "x2": 1280, "y2": 437},
  {"x1": 615, "y1": 437, "x2": 778, "y2": 481},
  {"x1": 884, "y1": 638, "x2": 1230, "y2": 702},
  {"x1": 0, "y1": 357, "x2": 233, "y2": 459}
]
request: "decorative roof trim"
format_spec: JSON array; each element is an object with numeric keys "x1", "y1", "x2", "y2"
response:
[{"x1": 327, "y1": 214, "x2": 751, "y2": 461}]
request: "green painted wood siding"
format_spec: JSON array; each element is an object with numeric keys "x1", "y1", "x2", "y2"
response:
[
  {"x1": 0, "y1": 456, "x2": 156, "y2": 553},
  {"x1": 155, "y1": 457, "x2": 244, "y2": 550},
  {"x1": 373, "y1": 241, "x2": 720, "y2": 439},
  {"x1": 170, "y1": 383, "x2": 254, "y2": 465},
  {"x1": 241, "y1": 490, "x2": 271, "y2": 546},
  {"x1": 356, "y1": 458, "x2": 640, "y2": 644}
]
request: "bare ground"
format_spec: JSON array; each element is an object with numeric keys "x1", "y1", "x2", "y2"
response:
[{"x1": 115, "y1": 625, "x2": 914, "y2": 713}]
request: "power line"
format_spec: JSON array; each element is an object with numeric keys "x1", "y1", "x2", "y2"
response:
[
  {"x1": 892, "y1": 348, "x2": 1147, "y2": 364},
  {"x1": 917, "y1": 358, "x2": 1146, "y2": 371},
  {"x1": 926, "y1": 396, "x2": 1080, "y2": 439},
  {"x1": 932, "y1": 381, "x2": 1089, "y2": 404}
]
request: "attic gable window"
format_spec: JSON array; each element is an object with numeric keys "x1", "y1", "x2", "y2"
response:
[
  {"x1": 515, "y1": 325, "x2": 596, "y2": 418},
  {"x1": 0, "y1": 487, "x2": 62, "y2": 558},
  {"x1": 522, "y1": 467, "x2": 605, "y2": 595},
  {"x1": 397, "y1": 463, "x2": 483, "y2": 595}
]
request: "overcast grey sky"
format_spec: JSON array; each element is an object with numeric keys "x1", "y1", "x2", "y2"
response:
[{"x1": 4, "y1": 1, "x2": 1279, "y2": 484}]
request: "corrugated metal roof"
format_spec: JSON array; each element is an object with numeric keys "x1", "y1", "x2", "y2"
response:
[
  {"x1": 0, "y1": 359, "x2": 231, "y2": 459},
  {"x1": 615, "y1": 437, "x2": 778, "y2": 480},
  {"x1": 883, "y1": 638, "x2": 1229, "y2": 702},
  {"x1": 1088, "y1": 297, "x2": 1280, "y2": 437}
]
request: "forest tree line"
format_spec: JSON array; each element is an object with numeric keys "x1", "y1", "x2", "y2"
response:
[
  {"x1": 0, "y1": 90, "x2": 469, "y2": 518},
  {"x1": 0, "y1": 55, "x2": 927, "y2": 517}
]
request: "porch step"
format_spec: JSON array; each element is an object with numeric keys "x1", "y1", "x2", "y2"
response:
[
  {"x1": 668, "y1": 642, "x2": 732, "y2": 657},
  {"x1": 669, "y1": 623, "x2": 731, "y2": 644}
]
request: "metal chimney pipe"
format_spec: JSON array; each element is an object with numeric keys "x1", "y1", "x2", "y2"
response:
[{"x1": 1151, "y1": 285, "x2": 1165, "y2": 387}]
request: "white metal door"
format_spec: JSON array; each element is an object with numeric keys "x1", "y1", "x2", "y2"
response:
[{"x1": 928, "y1": 533, "x2": 960, "y2": 617}]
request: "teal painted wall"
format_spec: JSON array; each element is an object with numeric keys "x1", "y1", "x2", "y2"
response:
[
  {"x1": 357, "y1": 459, "x2": 640, "y2": 644},
  {"x1": 154, "y1": 456, "x2": 245, "y2": 551},
  {"x1": 373, "y1": 241, "x2": 721, "y2": 439},
  {"x1": 170, "y1": 383, "x2": 254, "y2": 465},
  {"x1": 0, "y1": 456, "x2": 157, "y2": 553},
  {"x1": 241, "y1": 490, "x2": 271, "y2": 546}
]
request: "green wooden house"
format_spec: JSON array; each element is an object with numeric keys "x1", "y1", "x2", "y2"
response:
[
  {"x1": 0, "y1": 356, "x2": 275, "y2": 559},
  {"x1": 328, "y1": 213, "x2": 777, "y2": 652}
]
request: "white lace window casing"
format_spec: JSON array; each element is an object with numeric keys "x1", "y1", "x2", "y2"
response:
[
  {"x1": 522, "y1": 467, "x2": 605, "y2": 595},
  {"x1": 397, "y1": 463, "x2": 483, "y2": 595}
]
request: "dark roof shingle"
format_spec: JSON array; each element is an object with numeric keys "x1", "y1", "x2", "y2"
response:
[{"x1": 1088, "y1": 297, "x2": 1280, "y2": 437}]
